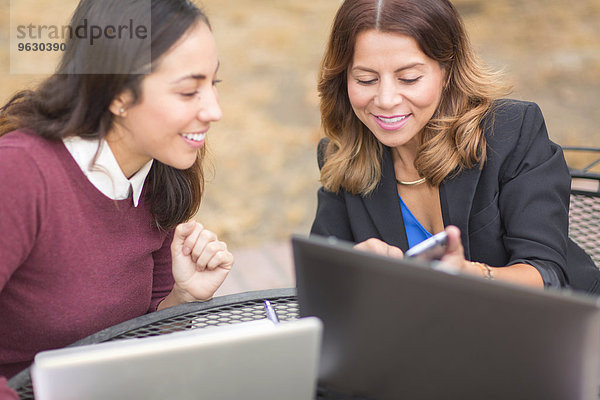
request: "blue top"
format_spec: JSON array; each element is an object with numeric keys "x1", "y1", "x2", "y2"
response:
[{"x1": 399, "y1": 195, "x2": 433, "y2": 248}]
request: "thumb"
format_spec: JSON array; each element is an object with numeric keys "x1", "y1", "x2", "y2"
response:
[
  {"x1": 444, "y1": 225, "x2": 463, "y2": 254},
  {"x1": 171, "y1": 221, "x2": 197, "y2": 250}
]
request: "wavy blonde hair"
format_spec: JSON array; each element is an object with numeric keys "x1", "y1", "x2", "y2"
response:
[{"x1": 318, "y1": 0, "x2": 511, "y2": 195}]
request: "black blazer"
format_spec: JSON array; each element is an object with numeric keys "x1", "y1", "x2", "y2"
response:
[{"x1": 311, "y1": 100, "x2": 600, "y2": 294}]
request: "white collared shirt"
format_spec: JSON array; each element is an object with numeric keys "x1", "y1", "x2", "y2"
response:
[{"x1": 63, "y1": 137, "x2": 153, "y2": 207}]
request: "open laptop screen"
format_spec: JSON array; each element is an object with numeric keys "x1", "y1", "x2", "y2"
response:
[{"x1": 293, "y1": 234, "x2": 600, "y2": 400}]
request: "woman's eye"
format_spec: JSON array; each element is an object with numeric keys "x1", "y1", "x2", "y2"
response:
[
  {"x1": 212, "y1": 79, "x2": 222, "y2": 86},
  {"x1": 400, "y1": 77, "x2": 421, "y2": 84},
  {"x1": 180, "y1": 91, "x2": 199, "y2": 97},
  {"x1": 356, "y1": 78, "x2": 377, "y2": 85}
]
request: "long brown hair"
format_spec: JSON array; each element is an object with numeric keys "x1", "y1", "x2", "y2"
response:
[
  {"x1": 318, "y1": 0, "x2": 510, "y2": 195},
  {"x1": 0, "y1": 0, "x2": 210, "y2": 230}
]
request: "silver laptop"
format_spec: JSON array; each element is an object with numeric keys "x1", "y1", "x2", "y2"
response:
[
  {"x1": 31, "y1": 317, "x2": 322, "y2": 400},
  {"x1": 292, "y1": 234, "x2": 600, "y2": 400}
]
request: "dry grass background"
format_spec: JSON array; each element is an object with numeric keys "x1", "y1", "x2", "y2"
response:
[{"x1": 1, "y1": 0, "x2": 599, "y2": 252}]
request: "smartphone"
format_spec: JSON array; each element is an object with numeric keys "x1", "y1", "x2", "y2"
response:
[{"x1": 405, "y1": 231, "x2": 448, "y2": 260}]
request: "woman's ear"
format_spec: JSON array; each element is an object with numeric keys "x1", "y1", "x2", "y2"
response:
[{"x1": 109, "y1": 90, "x2": 134, "y2": 118}]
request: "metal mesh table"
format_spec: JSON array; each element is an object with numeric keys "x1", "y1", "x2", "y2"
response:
[{"x1": 8, "y1": 288, "x2": 298, "y2": 399}]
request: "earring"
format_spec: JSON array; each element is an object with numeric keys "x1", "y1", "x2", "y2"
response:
[{"x1": 119, "y1": 108, "x2": 125, "y2": 114}]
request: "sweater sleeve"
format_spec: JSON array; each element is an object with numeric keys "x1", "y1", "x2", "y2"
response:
[
  {"x1": 148, "y1": 229, "x2": 175, "y2": 312},
  {"x1": 0, "y1": 145, "x2": 46, "y2": 292}
]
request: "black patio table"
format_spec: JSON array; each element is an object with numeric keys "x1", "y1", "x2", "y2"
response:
[{"x1": 8, "y1": 288, "x2": 299, "y2": 400}]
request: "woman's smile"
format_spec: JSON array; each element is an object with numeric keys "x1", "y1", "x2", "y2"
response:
[
  {"x1": 373, "y1": 113, "x2": 411, "y2": 131},
  {"x1": 181, "y1": 131, "x2": 207, "y2": 148}
]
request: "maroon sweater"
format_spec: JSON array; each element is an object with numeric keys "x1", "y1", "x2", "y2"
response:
[{"x1": 0, "y1": 131, "x2": 174, "y2": 379}]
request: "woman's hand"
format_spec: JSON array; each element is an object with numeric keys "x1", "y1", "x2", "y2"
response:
[
  {"x1": 351, "y1": 226, "x2": 542, "y2": 287},
  {"x1": 353, "y1": 227, "x2": 478, "y2": 275},
  {"x1": 160, "y1": 221, "x2": 233, "y2": 309},
  {"x1": 442, "y1": 225, "x2": 543, "y2": 286},
  {"x1": 439, "y1": 225, "x2": 475, "y2": 274},
  {"x1": 353, "y1": 238, "x2": 404, "y2": 258},
  {"x1": 435, "y1": 225, "x2": 484, "y2": 276}
]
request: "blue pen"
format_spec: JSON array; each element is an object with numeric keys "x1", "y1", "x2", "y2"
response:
[{"x1": 263, "y1": 300, "x2": 280, "y2": 325}]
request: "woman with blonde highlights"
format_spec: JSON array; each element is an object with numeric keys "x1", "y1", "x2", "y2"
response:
[{"x1": 311, "y1": 0, "x2": 600, "y2": 292}]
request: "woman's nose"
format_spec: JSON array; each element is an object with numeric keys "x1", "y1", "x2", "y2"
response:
[
  {"x1": 198, "y1": 87, "x2": 222, "y2": 122},
  {"x1": 374, "y1": 79, "x2": 402, "y2": 109}
]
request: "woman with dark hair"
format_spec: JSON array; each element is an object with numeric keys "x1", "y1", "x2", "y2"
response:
[
  {"x1": 311, "y1": 0, "x2": 600, "y2": 292},
  {"x1": 0, "y1": 0, "x2": 233, "y2": 383}
]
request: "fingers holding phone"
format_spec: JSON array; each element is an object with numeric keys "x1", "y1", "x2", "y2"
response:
[
  {"x1": 404, "y1": 231, "x2": 449, "y2": 260},
  {"x1": 353, "y1": 226, "x2": 469, "y2": 272},
  {"x1": 405, "y1": 226, "x2": 470, "y2": 274},
  {"x1": 438, "y1": 225, "x2": 471, "y2": 272}
]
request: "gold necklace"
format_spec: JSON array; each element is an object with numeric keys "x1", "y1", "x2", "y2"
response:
[{"x1": 395, "y1": 177, "x2": 426, "y2": 186}]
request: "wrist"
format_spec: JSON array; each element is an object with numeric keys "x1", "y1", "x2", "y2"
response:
[
  {"x1": 158, "y1": 284, "x2": 200, "y2": 310},
  {"x1": 172, "y1": 282, "x2": 206, "y2": 303},
  {"x1": 472, "y1": 261, "x2": 494, "y2": 280}
]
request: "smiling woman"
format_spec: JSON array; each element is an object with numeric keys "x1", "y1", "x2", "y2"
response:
[
  {"x1": 0, "y1": 0, "x2": 233, "y2": 389},
  {"x1": 106, "y1": 21, "x2": 222, "y2": 177},
  {"x1": 311, "y1": 0, "x2": 600, "y2": 296}
]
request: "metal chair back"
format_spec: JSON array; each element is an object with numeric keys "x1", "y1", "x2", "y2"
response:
[{"x1": 564, "y1": 147, "x2": 600, "y2": 268}]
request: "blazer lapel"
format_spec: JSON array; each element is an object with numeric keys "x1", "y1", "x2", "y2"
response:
[
  {"x1": 362, "y1": 147, "x2": 409, "y2": 251},
  {"x1": 440, "y1": 166, "x2": 482, "y2": 259}
]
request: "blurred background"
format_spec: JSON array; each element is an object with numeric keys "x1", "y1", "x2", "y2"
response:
[{"x1": 1, "y1": 0, "x2": 599, "y2": 294}]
